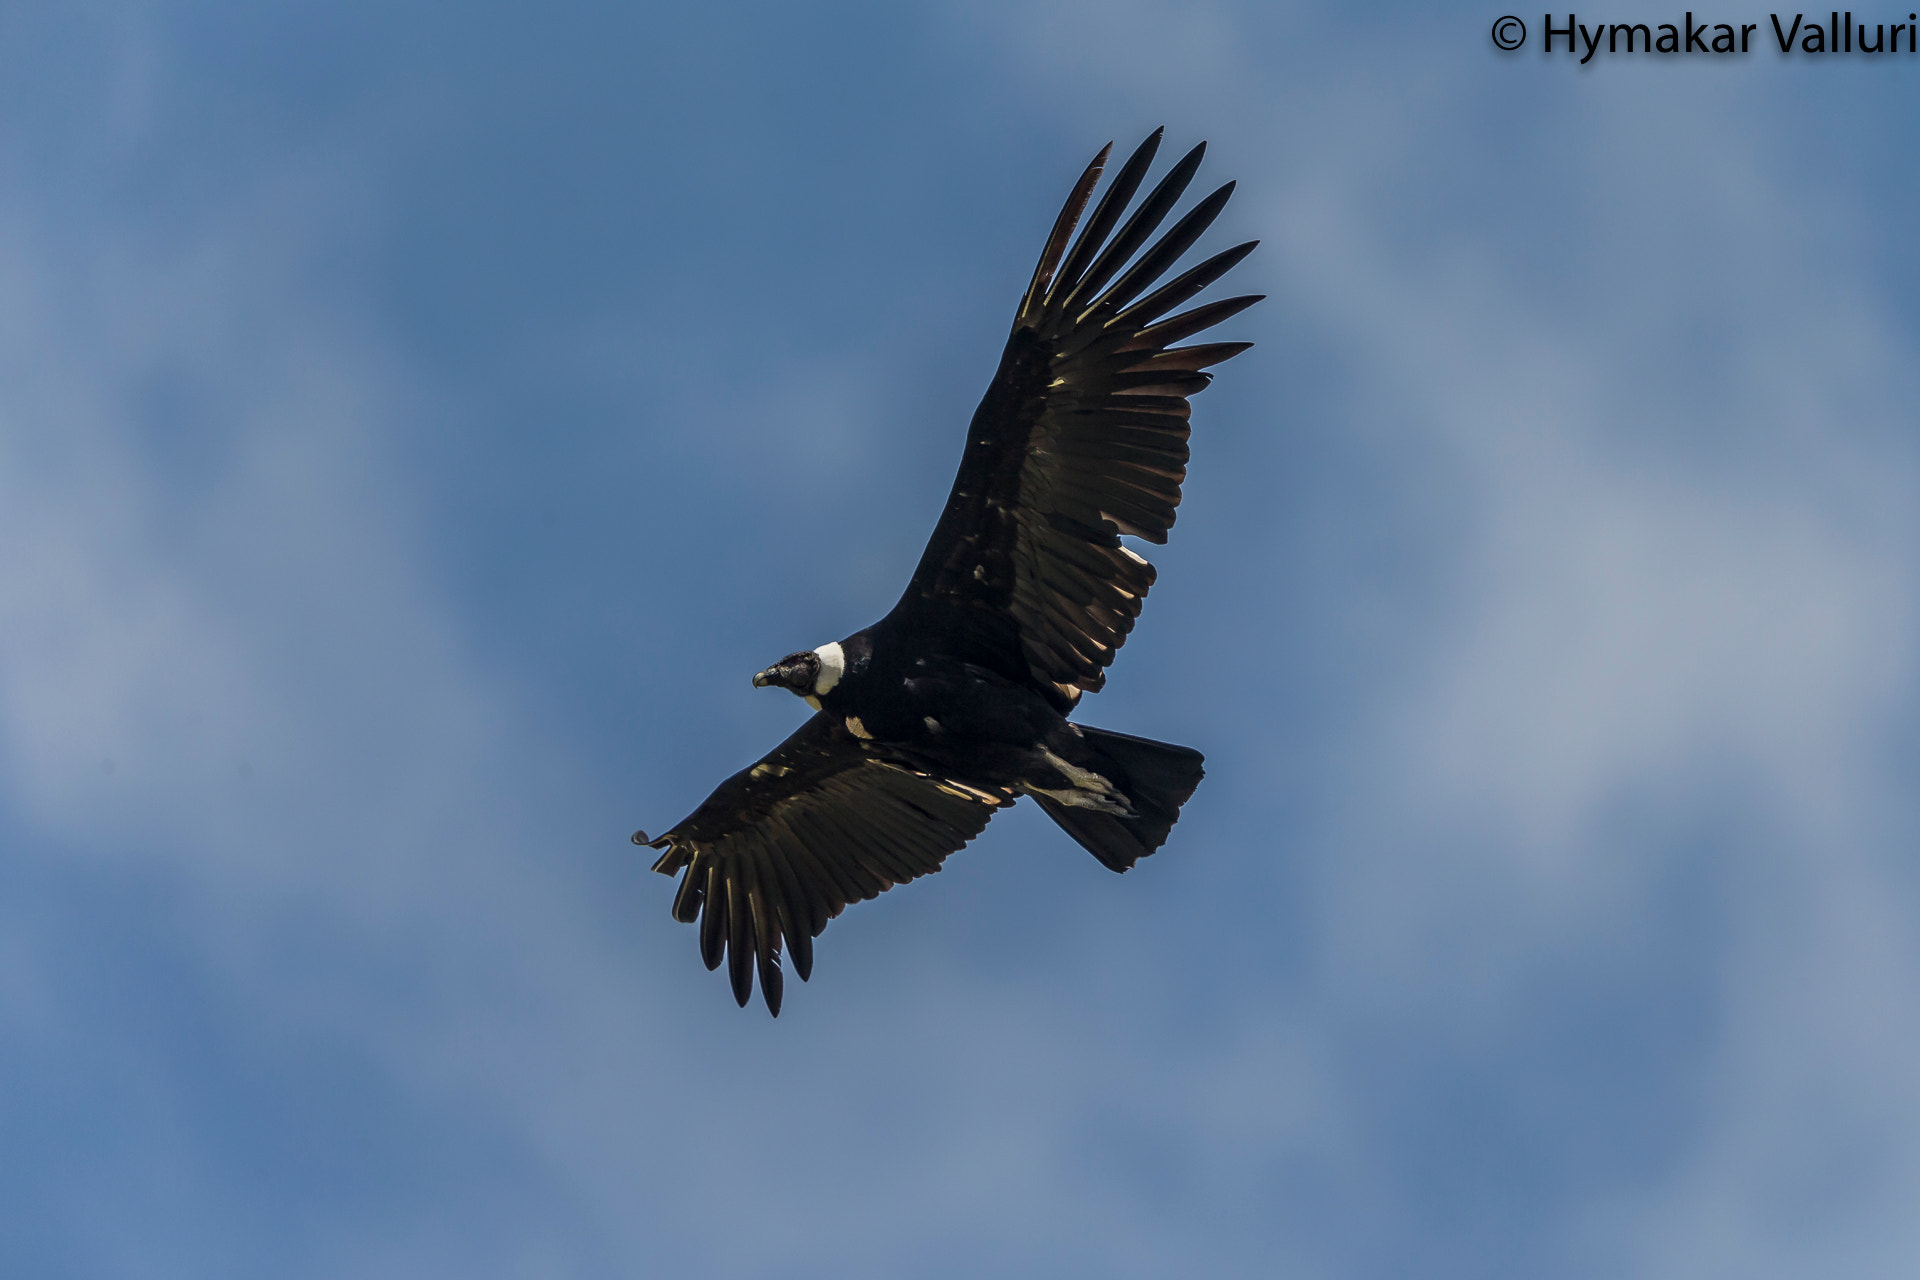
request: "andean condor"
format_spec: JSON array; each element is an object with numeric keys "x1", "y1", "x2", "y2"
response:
[{"x1": 633, "y1": 130, "x2": 1260, "y2": 1014}]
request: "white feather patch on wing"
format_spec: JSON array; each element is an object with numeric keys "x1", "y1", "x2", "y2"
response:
[
  {"x1": 845, "y1": 715, "x2": 873, "y2": 739},
  {"x1": 812, "y1": 641, "x2": 845, "y2": 695}
]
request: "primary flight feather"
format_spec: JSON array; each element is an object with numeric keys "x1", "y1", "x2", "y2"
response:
[{"x1": 635, "y1": 130, "x2": 1261, "y2": 1014}]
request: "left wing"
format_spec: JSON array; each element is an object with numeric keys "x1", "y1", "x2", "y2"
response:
[
  {"x1": 887, "y1": 130, "x2": 1261, "y2": 707},
  {"x1": 639, "y1": 713, "x2": 1013, "y2": 1014}
]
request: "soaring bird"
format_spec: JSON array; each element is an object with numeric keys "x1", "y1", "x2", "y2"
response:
[{"x1": 634, "y1": 130, "x2": 1259, "y2": 1014}]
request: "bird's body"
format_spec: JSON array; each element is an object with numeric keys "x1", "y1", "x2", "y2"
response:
[
  {"x1": 636, "y1": 131, "x2": 1259, "y2": 1013},
  {"x1": 777, "y1": 633, "x2": 1197, "y2": 835}
]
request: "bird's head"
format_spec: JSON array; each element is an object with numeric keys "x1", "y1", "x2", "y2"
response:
[{"x1": 752, "y1": 641, "x2": 845, "y2": 704}]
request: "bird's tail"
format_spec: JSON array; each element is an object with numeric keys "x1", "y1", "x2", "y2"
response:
[{"x1": 1033, "y1": 726, "x2": 1204, "y2": 872}]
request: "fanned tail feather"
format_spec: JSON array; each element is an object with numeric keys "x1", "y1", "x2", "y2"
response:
[{"x1": 1035, "y1": 726, "x2": 1205, "y2": 872}]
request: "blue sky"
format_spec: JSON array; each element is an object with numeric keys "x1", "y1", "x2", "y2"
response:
[{"x1": 4, "y1": 2, "x2": 1919, "y2": 1276}]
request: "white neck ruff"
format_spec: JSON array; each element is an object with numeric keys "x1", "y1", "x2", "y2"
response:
[{"x1": 812, "y1": 642, "x2": 845, "y2": 695}]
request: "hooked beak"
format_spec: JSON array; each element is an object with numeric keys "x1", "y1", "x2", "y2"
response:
[{"x1": 752, "y1": 668, "x2": 777, "y2": 688}]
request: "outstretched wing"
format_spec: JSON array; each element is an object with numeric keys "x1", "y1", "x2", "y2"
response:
[
  {"x1": 890, "y1": 130, "x2": 1261, "y2": 707},
  {"x1": 640, "y1": 713, "x2": 1013, "y2": 1014}
]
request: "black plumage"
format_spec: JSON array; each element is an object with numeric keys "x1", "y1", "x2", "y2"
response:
[{"x1": 635, "y1": 131, "x2": 1260, "y2": 1014}]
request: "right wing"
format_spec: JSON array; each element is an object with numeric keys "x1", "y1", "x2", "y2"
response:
[{"x1": 639, "y1": 712, "x2": 1014, "y2": 1014}]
